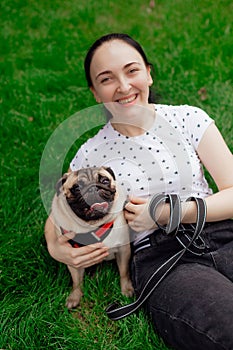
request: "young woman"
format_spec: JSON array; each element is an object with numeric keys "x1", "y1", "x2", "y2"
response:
[{"x1": 45, "y1": 33, "x2": 233, "y2": 350}]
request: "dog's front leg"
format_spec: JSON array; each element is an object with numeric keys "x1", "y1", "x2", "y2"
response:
[
  {"x1": 116, "y1": 244, "x2": 134, "y2": 297},
  {"x1": 66, "y1": 266, "x2": 85, "y2": 309}
]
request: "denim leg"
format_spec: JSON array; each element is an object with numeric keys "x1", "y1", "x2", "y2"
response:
[
  {"x1": 204, "y1": 219, "x2": 233, "y2": 282},
  {"x1": 146, "y1": 262, "x2": 233, "y2": 350},
  {"x1": 131, "y1": 220, "x2": 233, "y2": 350}
]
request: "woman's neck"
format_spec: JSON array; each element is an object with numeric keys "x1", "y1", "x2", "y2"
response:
[{"x1": 111, "y1": 104, "x2": 155, "y2": 137}]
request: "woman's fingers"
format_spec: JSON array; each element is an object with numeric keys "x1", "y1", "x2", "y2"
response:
[
  {"x1": 70, "y1": 243, "x2": 109, "y2": 268},
  {"x1": 130, "y1": 196, "x2": 147, "y2": 204},
  {"x1": 79, "y1": 250, "x2": 109, "y2": 268},
  {"x1": 124, "y1": 196, "x2": 157, "y2": 232},
  {"x1": 124, "y1": 196, "x2": 147, "y2": 214},
  {"x1": 56, "y1": 232, "x2": 109, "y2": 268}
]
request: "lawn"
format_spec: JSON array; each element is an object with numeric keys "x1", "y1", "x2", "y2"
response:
[{"x1": 1, "y1": 0, "x2": 233, "y2": 349}]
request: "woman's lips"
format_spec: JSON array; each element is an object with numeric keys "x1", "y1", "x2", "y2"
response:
[{"x1": 116, "y1": 94, "x2": 137, "y2": 104}]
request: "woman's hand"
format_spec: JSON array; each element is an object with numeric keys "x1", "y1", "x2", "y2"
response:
[
  {"x1": 124, "y1": 196, "x2": 157, "y2": 232},
  {"x1": 45, "y1": 217, "x2": 109, "y2": 269}
]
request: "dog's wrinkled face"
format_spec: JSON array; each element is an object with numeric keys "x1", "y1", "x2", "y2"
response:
[{"x1": 57, "y1": 167, "x2": 116, "y2": 221}]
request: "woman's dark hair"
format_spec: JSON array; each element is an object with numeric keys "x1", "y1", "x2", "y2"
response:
[{"x1": 84, "y1": 33, "x2": 156, "y2": 104}]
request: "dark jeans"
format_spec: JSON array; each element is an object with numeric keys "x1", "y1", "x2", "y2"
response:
[{"x1": 131, "y1": 219, "x2": 233, "y2": 350}]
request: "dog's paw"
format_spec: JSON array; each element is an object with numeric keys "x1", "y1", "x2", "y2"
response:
[
  {"x1": 121, "y1": 279, "x2": 134, "y2": 298},
  {"x1": 66, "y1": 288, "x2": 83, "y2": 309}
]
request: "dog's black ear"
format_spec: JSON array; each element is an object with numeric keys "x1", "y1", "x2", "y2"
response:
[
  {"x1": 55, "y1": 173, "x2": 69, "y2": 196},
  {"x1": 104, "y1": 167, "x2": 116, "y2": 180}
]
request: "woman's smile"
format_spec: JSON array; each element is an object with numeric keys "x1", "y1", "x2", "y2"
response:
[{"x1": 116, "y1": 93, "x2": 138, "y2": 105}]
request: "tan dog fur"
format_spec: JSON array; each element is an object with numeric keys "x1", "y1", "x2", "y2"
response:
[{"x1": 51, "y1": 167, "x2": 133, "y2": 308}]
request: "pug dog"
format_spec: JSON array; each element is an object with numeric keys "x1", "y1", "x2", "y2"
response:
[{"x1": 51, "y1": 166, "x2": 134, "y2": 309}]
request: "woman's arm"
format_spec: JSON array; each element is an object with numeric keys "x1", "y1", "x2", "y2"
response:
[
  {"x1": 44, "y1": 216, "x2": 109, "y2": 268},
  {"x1": 125, "y1": 123, "x2": 233, "y2": 231},
  {"x1": 181, "y1": 123, "x2": 233, "y2": 223}
]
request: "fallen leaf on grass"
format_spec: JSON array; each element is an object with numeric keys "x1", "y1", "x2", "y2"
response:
[{"x1": 198, "y1": 87, "x2": 208, "y2": 101}]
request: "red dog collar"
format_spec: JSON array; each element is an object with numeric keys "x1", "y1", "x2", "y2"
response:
[{"x1": 60, "y1": 221, "x2": 114, "y2": 248}]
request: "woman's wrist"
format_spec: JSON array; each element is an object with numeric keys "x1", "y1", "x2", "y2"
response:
[
  {"x1": 149, "y1": 193, "x2": 186, "y2": 235},
  {"x1": 149, "y1": 193, "x2": 200, "y2": 227},
  {"x1": 181, "y1": 200, "x2": 198, "y2": 223},
  {"x1": 154, "y1": 202, "x2": 170, "y2": 226}
]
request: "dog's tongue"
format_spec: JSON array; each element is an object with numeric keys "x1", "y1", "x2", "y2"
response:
[{"x1": 90, "y1": 202, "x2": 109, "y2": 212}]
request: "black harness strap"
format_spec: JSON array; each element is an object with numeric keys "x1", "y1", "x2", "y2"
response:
[
  {"x1": 61, "y1": 221, "x2": 114, "y2": 248},
  {"x1": 106, "y1": 195, "x2": 206, "y2": 321}
]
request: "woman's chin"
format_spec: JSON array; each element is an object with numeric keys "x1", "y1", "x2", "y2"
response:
[{"x1": 105, "y1": 99, "x2": 150, "y2": 119}]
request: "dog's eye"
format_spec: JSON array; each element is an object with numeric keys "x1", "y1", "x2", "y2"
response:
[
  {"x1": 100, "y1": 177, "x2": 110, "y2": 185},
  {"x1": 70, "y1": 184, "x2": 80, "y2": 194}
]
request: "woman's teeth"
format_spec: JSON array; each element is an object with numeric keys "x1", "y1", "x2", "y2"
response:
[{"x1": 118, "y1": 95, "x2": 136, "y2": 104}]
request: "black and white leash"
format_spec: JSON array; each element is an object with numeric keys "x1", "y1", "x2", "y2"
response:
[{"x1": 106, "y1": 194, "x2": 206, "y2": 321}]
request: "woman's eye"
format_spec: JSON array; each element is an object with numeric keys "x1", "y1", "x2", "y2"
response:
[
  {"x1": 100, "y1": 77, "x2": 111, "y2": 84},
  {"x1": 129, "y1": 68, "x2": 139, "y2": 74}
]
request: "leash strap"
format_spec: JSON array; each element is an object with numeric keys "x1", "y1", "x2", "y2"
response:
[
  {"x1": 149, "y1": 193, "x2": 181, "y2": 235},
  {"x1": 106, "y1": 195, "x2": 206, "y2": 320},
  {"x1": 176, "y1": 197, "x2": 207, "y2": 255}
]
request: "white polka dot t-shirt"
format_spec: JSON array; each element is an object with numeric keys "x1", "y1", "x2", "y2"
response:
[{"x1": 70, "y1": 104, "x2": 213, "y2": 201}]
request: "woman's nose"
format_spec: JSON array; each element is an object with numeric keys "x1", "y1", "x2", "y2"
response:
[{"x1": 117, "y1": 77, "x2": 131, "y2": 93}]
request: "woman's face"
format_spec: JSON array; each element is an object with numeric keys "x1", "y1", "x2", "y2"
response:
[{"x1": 89, "y1": 40, "x2": 153, "y2": 110}]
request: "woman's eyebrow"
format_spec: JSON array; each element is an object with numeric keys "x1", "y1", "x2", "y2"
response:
[
  {"x1": 95, "y1": 70, "x2": 112, "y2": 81},
  {"x1": 95, "y1": 62, "x2": 141, "y2": 81},
  {"x1": 124, "y1": 61, "x2": 141, "y2": 69}
]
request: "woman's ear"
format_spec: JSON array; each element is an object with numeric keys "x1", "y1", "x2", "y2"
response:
[
  {"x1": 147, "y1": 66, "x2": 153, "y2": 86},
  {"x1": 90, "y1": 87, "x2": 102, "y2": 103}
]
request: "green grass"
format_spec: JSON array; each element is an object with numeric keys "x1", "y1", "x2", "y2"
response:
[{"x1": 1, "y1": 0, "x2": 232, "y2": 349}]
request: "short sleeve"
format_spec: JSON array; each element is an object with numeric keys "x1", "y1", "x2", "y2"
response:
[{"x1": 182, "y1": 105, "x2": 214, "y2": 150}]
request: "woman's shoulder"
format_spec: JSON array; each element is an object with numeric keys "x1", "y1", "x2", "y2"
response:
[
  {"x1": 155, "y1": 103, "x2": 214, "y2": 149},
  {"x1": 155, "y1": 103, "x2": 213, "y2": 125},
  {"x1": 155, "y1": 103, "x2": 208, "y2": 115}
]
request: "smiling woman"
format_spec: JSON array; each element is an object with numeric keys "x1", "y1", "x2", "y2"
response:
[
  {"x1": 89, "y1": 40, "x2": 153, "y2": 108},
  {"x1": 84, "y1": 34, "x2": 155, "y2": 136},
  {"x1": 44, "y1": 32, "x2": 233, "y2": 350}
]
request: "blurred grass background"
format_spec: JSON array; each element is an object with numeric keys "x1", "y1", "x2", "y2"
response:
[{"x1": 1, "y1": 0, "x2": 232, "y2": 349}]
